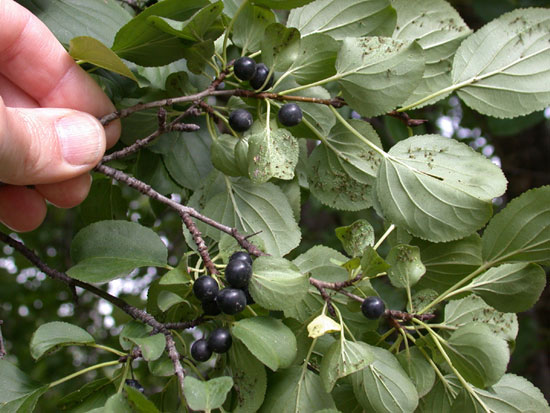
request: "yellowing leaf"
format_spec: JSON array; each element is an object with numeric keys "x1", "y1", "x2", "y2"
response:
[{"x1": 307, "y1": 314, "x2": 341, "y2": 338}]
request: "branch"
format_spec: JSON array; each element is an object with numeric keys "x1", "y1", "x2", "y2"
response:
[
  {"x1": 165, "y1": 334, "x2": 186, "y2": 396},
  {"x1": 387, "y1": 110, "x2": 428, "y2": 127},
  {"x1": 93, "y1": 164, "x2": 267, "y2": 257},
  {"x1": 180, "y1": 213, "x2": 218, "y2": 275},
  {"x1": 101, "y1": 105, "x2": 201, "y2": 163},
  {"x1": 0, "y1": 320, "x2": 5, "y2": 359}
]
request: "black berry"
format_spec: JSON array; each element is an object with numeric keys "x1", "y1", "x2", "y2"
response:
[
  {"x1": 202, "y1": 299, "x2": 221, "y2": 316},
  {"x1": 361, "y1": 296, "x2": 386, "y2": 320},
  {"x1": 225, "y1": 259, "x2": 252, "y2": 288},
  {"x1": 229, "y1": 251, "x2": 253, "y2": 266},
  {"x1": 216, "y1": 288, "x2": 247, "y2": 315},
  {"x1": 191, "y1": 339, "x2": 212, "y2": 362},
  {"x1": 193, "y1": 276, "x2": 219, "y2": 302},
  {"x1": 125, "y1": 379, "x2": 145, "y2": 393},
  {"x1": 208, "y1": 328, "x2": 232, "y2": 353},
  {"x1": 278, "y1": 103, "x2": 303, "y2": 127},
  {"x1": 234, "y1": 57, "x2": 257, "y2": 81},
  {"x1": 250, "y1": 63, "x2": 274, "y2": 91},
  {"x1": 229, "y1": 109, "x2": 253, "y2": 132}
]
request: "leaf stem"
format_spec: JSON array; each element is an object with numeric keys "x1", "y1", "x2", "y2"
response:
[
  {"x1": 373, "y1": 224, "x2": 395, "y2": 250},
  {"x1": 222, "y1": 0, "x2": 249, "y2": 69},
  {"x1": 48, "y1": 360, "x2": 121, "y2": 389},
  {"x1": 329, "y1": 106, "x2": 388, "y2": 158},
  {"x1": 417, "y1": 262, "x2": 492, "y2": 315},
  {"x1": 87, "y1": 343, "x2": 127, "y2": 357},
  {"x1": 397, "y1": 79, "x2": 473, "y2": 112}
]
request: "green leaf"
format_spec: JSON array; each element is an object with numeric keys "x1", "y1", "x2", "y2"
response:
[
  {"x1": 160, "y1": 129, "x2": 213, "y2": 191},
  {"x1": 261, "y1": 23, "x2": 301, "y2": 72},
  {"x1": 444, "y1": 295, "x2": 518, "y2": 343},
  {"x1": 128, "y1": 333, "x2": 166, "y2": 361},
  {"x1": 125, "y1": 386, "x2": 161, "y2": 413},
  {"x1": 482, "y1": 186, "x2": 550, "y2": 265},
  {"x1": 252, "y1": 0, "x2": 316, "y2": 9},
  {"x1": 293, "y1": 246, "x2": 348, "y2": 282},
  {"x1": 307, "y1": 119, "x2": 383, "y2": 211},
  {"x1": 396, "y1": 347, "x2": 436, "y2": 398},
  {"x1": 69, "y1": 36, "x2": 137, "y2": 82},
  {"x1": 30, "y1": 322, "x2": 94, "y2": 360},
  {"x1": 442, "y1": 323, "x2": 509, "y2": 388},
  {"x1": 211, "y1": 134, "x2": 243, "y2": 177},
  {"x1": 361, "y1": 246, "x2": 390, "y2": 278},
  {"x1": 335, "y1": 219, "x2": 374, "y2": 257},
  {"x1": 392, "y1": 0, "x2": 471, "y2": 108},
  {"x1": 104, "y1": 393, "x2": 132, "y2": 413},
  {"x1": 320, "y1": 339, "x2": 374, "y2": 392},
  {"x1": 377, "y1": 135, "x2": 507, "y2": 242},
  {"x1": 249, "y1": 256, "x2": 309, "y2": 313},
  {"x1": 0, "y1": 360, "x2": 46, "y2": 408},
  {"x1": 198, "y1": 176, "x2": 301, "y2": 256},
  {"x1": 457, "y1": 374, "x2": 550, "y2": 413},
  {"x1": 247, "y1": 128, "x2": 299, "y2": 183},
  {"x1": 232, "y1": 317, "x2": 297, "y2": 371},
  {"x1": 287, "y1": 0, "x2": 396, "y2": 40},
  {"x1": 351, "y1": 345, "x2": 419, "y2": 413},
  {"x1": 157, "y1": 291, "x2": 184, "y2": 312},
  {"x1": 417, "y1": 375, "x2": 458, "y2": 413},
  {"x1": 232, "y1": 3, "x2": 276, "y2": 55},
  {"x1": 112, "y1": 0, "x2": 210, "y2": 66},
  {"x1": 68, "y1": 220, "x2": 168, "y2": 283},
  {"x1": 451, "y1": 8, "x2": 550, "y2": 118},
  {"x1": 228, "y1": 341, "x2": 267, "y2": 413},
  {"x1": 286, "y1": 34, "x2": 339, "y2": 85},
  {"x1": 386, "y1": 244, "x2": 426, "y2": 289},
  {"x1": 78, "y1": 177, "x2": 126, "y2": 225},
  {"x1": 259, "y1": 366, "x2": 336, "y2": 413},
  {"x1": 335, "y1": 37, "x2": 425, "y2": 117},
  {"x1": 415, "y1": 234, "x2": 483, "y2": 293},
  {"x1": 465, "y1": 262, "x2": 546, "y2": 313},
  {"x1": 181, "y1": 40, "x2": 215, "y2": 74},
  {"x1": 0, "y1": 387, "x2": 48, "y2": 413},
  {"x1": 57, "y1": 378, "x2": 115, "y2": 411},
  {"x1": 183, "y1": 376, "x2": 233, "y2": 411},
  {"x1": 18, "y1": 0, "x2": 131, "y2": 47},
  {"x1": 148, "y1": 2, "x2": 224, "y2": 42},
  {"x1": 119, "y1": 321, "x2": 152, "y2": 351},
  {"x1": 135, "y1": 150, "x2": 182, "y2": 195}
]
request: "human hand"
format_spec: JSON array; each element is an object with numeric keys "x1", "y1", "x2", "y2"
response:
[{"x1": 0, "y1": 0, "x2": 121, "y2": 232}]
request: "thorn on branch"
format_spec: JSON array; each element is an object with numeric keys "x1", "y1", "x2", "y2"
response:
[
  {"x1": 158, "y1": 107, "x2": 168, "y2": 131},
  {"x1": 385, "y1": 309, "x2": 437, "y2": 322},
  {"x1": 387, "y1": 110, "x2": 427, "y2": 127},
  {"x1": 170, "y1": 123, "x2": 201, "y2": 132}
]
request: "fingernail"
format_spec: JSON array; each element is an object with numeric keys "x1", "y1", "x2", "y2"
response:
[{"x1": 56, "y1": 114, "x2": 103, "y2": 166}]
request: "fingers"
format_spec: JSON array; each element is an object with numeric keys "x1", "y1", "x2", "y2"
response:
[
  {"x1": 0, "y1": 97, "x2": 106, "y2": 185},
  {"x1": 35, "y1": 174, "x2": 92, "y2": 208},
  {"x1": 0, "y1": 186, "x2": 47, "y2": 232},
  {"x1": 0, "y1": 0, "x2": 121, "y2": 148}
]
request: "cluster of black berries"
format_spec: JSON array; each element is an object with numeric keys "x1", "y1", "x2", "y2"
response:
[
  {"x1": 361, "y1": 296, "x2": 386, "y2": 320},
  {"x1": 189, "y1": 251, "x2": 254, "y2": 362},
  {"x1": 228, "y1": 56, "x2": 303, "y2": 134}
]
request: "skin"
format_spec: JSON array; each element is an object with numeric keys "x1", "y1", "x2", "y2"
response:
[{"x1": 0, "y1": 0, "x2": 121, "y2": 232}]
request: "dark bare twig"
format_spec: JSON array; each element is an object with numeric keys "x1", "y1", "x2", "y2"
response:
[
  {"x1": 93, "y1": 164, "x2": 267, "y2": 257},
  {"x1": 0, "y1": 320, "x2": 6, "y2": 359},
  {"x1": 164, "y1": 315, "x2": 205, "y2": 331},
  {"x1": 180, "y1": 212, "x2": 218, "y2": 275},
  {"x1": 165, "y1": 334, "x2": 186, "y2": 396},
  {"x1": 101, "y1": 104, "x2": 201, "y2": 163}
]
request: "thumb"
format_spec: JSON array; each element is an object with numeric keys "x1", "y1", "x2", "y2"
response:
[{"x1": 0, "y1": 97, "x2": 106, "y2": 185}]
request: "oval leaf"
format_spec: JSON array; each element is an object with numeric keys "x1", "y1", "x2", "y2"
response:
[
  {"x1": 68, "y1": 220, "x2": 168, "y2": 283},
  {"x1": 250, "y1": 256, "x2": 309, "y2": 312},
  {"x1": 386, "y1": 244, "x2": 426, "y2": 289},
  {"x1": 69, "y1": 36, "x2": 137, "y2": 82},
  {"x1": 377, "y1": 135, "x2": 507, "y2": 242},
  {"x1": 183, "y1": 376, "x2": 233, "y2": 411},
  {"x1": 466, "y1": 262, "x2": 546, "y2": 313},
  {"x1": 232, "y1": 317, "x2": 297, "y2": 371},
  {"x1": 30, "y1": 322, "x2": 94, "y2": 360},
  {"x1": 452, "y1": 8, "x2": 550, "y2": 118},
  {"x1": 482, "y1": 186, "x2": 550, "y2": 265}
]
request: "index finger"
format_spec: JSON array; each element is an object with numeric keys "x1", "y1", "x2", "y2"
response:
[{"x1": 0, "y1": 0, "x2": 120, "y2": 147}]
